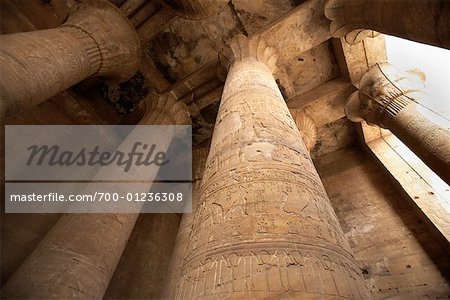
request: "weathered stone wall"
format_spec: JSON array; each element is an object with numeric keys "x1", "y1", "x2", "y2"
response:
[{"x1": 314, "y1": 147, "x2": 450, "y2": 299}]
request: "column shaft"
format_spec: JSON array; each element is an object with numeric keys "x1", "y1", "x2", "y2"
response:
[
  {"x1": 163, "y1": 147, "x2": 209, "y2": 298},
  {"x1": 177, "y1": 35, "x2": 369, "y2": 299},
  {"x1": 387, "y1": 105, "x2": 450, "y2": 185},
  {"x1": 0, "y1": 0, "x2": 140, "y2": 120},
  {"x1": 0, "y1": 27, "x2": 100, "y2": 117},
  {"x1": 2, "y1": 94, "x2": 190, "y2": 298},
  {"x1": 325, "y1": 0, "x2": 450, "y2": 49}
]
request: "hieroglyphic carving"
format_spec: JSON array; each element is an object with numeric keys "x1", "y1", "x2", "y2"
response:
[
  {"x1": 176, "y1": 34, "x2": 369, "y2": 298},
  {"x1": 3, "y1": 93, "x2": 190, "y2": 299},
  {"x1": 163, "y1": 147, "x2": 209, "y2": 299}
]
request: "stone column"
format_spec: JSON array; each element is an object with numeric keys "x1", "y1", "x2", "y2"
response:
[
  {"x1": 346, "y1": 62, "x2": 450, "y2": 185},
  {"x1": 2, "y1": 93, "x2": 190, "y2": 299},
  {"x1": 325, "y1": 0, "x2": 450, "y2": 49},
  {"x1": 163, "y1": 147, "x2": 209, "y2": 299},
  {"x1": 176, "y1": 34, "x2": 369, "y2": 299},
  {"x1": 0, "y1": 0, "x2": 140, "y2": 120},
  {"x1": 290, "y1": 109, "x2": 318, "y2": 152}
]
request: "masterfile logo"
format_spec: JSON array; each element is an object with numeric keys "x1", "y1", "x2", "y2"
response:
[
  {"x1": 25, "y1": 142, "x2": 170, "y2": 172},
  {"x1": 4, "y1": 125, "x2": 192, "y2": 214}
]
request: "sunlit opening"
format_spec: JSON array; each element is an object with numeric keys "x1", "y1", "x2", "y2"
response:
[{"x1": 385, "y1": 35, "x2": 450, "y2": 129}]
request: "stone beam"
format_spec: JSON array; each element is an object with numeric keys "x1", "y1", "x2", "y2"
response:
[
  {"x1": 129, "y1": 1, "x2": 160, "y2": 28},
  {"x1": 331, "y1": 34, "x2": 387, "y2": 84},
  {"x1": 165, "y1": 0, "x2": 332, "y2": 109},
  {"x1": 287, "y1": 77, "x2": 356, "y2": 128},
  {"x1": 120, "y1": 0, "x2": 148, "y2": 17},
  {"x1": 137, "y1": 5, "x2": 177, "y2": 44},
  {"x1": 258, "y1": 0, "x2": 331, "y2": 64}
]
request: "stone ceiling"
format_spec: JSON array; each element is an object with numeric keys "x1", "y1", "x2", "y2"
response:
[{"x1": 2, "y1": 0, "x2": 388, "y2": 158}]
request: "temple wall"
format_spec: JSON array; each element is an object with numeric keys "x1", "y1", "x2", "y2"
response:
[{"x1": 314, "y1": 146, "x2": 450, "y2": 299}]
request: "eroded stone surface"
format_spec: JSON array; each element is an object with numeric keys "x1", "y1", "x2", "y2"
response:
[
  {"x1": 2, "y1": 93, "x2": 190, "y2": 299},
  {"x1": 176, "y1": 34, "x2": 369, "y2": 299},
  {"x1": 0, "y1": 0, "x2": 140, "y2": 120},
  {"x1": 325, "y1": 0, "x2": 450, "y2": 49}
]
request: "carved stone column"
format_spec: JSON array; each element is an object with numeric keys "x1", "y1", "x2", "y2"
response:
[
  {"x1": 2, "y1": 94, "x2": 190, "y2": 299},
  {"x1": 176, "y1": 34, "x2": 369, "y2": 299},
  {"x1": 162, "y1": 146, "x2": 209, "y2": 299},
  {"x1": 346, "y1": 62, "x2": 450, "y2": 185},
  {"x1": 325, "y1": 0, "x2": 450, "y2": 49},
  {"x1": 0, "y1": 0, "x2": 140, "y2": 120},
  {"x1": 290, "y1": 109, "x2": 318, "y2": 151}
]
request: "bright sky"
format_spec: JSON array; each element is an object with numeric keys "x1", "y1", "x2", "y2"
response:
[{"x1": 385, "y1": 35, "x2": 450, "y2": 128}]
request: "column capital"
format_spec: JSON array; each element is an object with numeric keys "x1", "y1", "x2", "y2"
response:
[
  {"x1": 325, "y1": 0, "x2": 366, "y2": 39},
  {"x1": 345, "y1": 62, "x2": 426, "y2": 128},
  {"x1": 290, "y1": 109, "x2": 317, "y2": 151},
  {"x1": 345, "y1": 29, "x2": 380, "y2": 45},
  {"x1": 141, "y1": 92, "x2": 191, "y2": 125},
  {"x1": 161, "y1": 0, "x2": 228, "y2": 20},
  {"x1": 64, "y1": 0, "x2": 141, "y2": 82},
  {"x1": 219, "y1": 34, "x2": 279, "y2": 74},
  {"x1": 325, "y1": 0, "x2": 450, "y2": 49}
]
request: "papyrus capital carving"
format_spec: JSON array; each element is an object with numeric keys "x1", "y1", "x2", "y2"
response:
[
  {"x1": 290, "y1": 109, "x2": 317, "y2": 151},
  {"x1": 345, "y1": 63, "x2": 425, "y2": 128},
  {"x1": 223, "y1": 34, "x2": 279, "y2": 73},
  {"x1": 141, "y1": 92, "x2": 191, "y2": 125}
]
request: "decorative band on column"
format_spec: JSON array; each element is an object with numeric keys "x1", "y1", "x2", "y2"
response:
[
  {"x1": 59, "y1": 25, "x2": 103, "y2": 74},
  {"x1": 344, "y1": 29, "x2": 380, "y2": 45},
  {"x1": 64, "y1": 0, "x2": 141, "y2": 82}
]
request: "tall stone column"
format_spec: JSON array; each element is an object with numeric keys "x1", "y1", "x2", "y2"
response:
[
  {"x1": 176, "y1": 34, "x2": 369, "y2": 299},
  {"x1": 0, "y1": 0, "x2": 140, "y2": 120},
  {"x1": 346, "y1": 62, "x2": 450, "y2": 185},
  {"x1": 324, "y1": 0, "x2": 450, "y2": 49},
  {"x1": 162, "y1": 146, "x2": 209, "y2": 299},
  {"x1": 2, "y1": 93, "x2": 190, "y2": 299}
]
